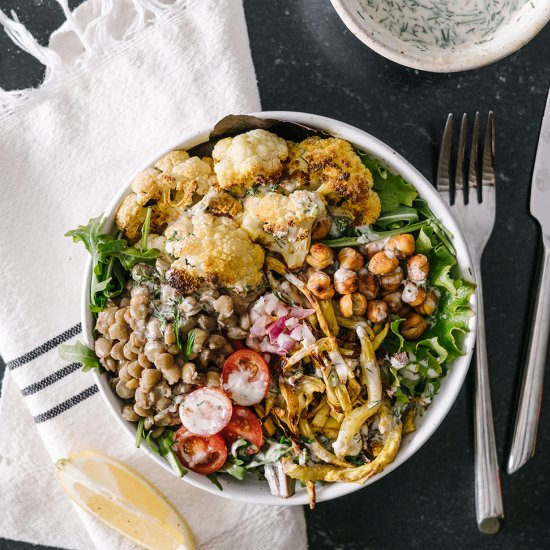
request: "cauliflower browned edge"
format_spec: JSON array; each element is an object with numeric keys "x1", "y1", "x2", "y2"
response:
[
  {"x1": 212, "y1": 129, "x2": 288, "y2": 194},
  {"x1": 297, "y1": 136, "x2": 381, "y2": 226},
  {"x1": 164, "y1": 211, "x2": 265, "y2": 292}
]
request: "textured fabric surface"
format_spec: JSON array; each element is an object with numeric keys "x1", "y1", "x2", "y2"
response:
[{"x1": 0, "y1": 1, "x2": 306, "y2": 548}]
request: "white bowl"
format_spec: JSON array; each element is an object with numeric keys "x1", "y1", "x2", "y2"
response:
[
  {"x1": 83, "y1": 111, "x2": 477, "y2": 505},
  {"x1": 331, "y1": 0, "x2": 550, "y2": 72}
]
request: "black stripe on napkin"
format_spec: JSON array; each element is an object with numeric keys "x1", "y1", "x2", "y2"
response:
[
  {"x1": 33, "y1": 385, "x2": 99, "y2": 423},
  {"x1": 6, "y1": 323, "x2": 82, "y2": 370},
  {"x1": 21, "y1": 363, "x2": 82, "y2": 396}
]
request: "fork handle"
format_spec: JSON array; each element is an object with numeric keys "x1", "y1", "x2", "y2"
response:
[
  {"x1": 507, "y1": 242, "x2": 550, "y2": 474},
  {"x1": 474, "y1": 269, "x2": 504, "y2": 534}
]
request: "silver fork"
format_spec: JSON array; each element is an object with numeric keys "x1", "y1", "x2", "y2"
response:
[{"x1": 437, "y1": 112, "x2": 504, "y2": 534}]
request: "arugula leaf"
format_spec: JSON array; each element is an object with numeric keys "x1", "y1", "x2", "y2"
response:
[
  {"x1": 66, "y1": 215, "x2": 159, "y2": 313},
  {"x1": 375, "y1": 206, "x2": 419, "y2": 230},
  {"x1": 218, "y1": 459, "x2": 247, "y2": 480},
  {"x1": 156, "y1": 430, "x2": 188, "y2": 477},
  {"x1": 58, "y1": 341, "x2": 105, "y2": 373},
  {"x1": 207, "y1": 473, "x2": 224, "y2": 490},
  {"x1": 358, "y1": 152, "x2": 418, "y2": 213}
]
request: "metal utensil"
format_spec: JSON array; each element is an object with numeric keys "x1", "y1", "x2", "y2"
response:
[
  {"x1": 507, "y1": 92, "x2": 550, "y2": 475},
  {"x1": 437, "y1": 112, "x2": 503, "y2": 534}
]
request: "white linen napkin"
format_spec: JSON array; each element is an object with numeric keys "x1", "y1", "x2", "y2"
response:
[{"x1": 0, "y1": 1, "x2": 307, "y2": 548}]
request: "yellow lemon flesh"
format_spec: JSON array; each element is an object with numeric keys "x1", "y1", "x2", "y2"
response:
[{"x1": 55, "y1": 451, "x2": 194, "y2": 550}]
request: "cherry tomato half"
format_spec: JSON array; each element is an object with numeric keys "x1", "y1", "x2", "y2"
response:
[
  {"x1": 173, "y1": 426, "x2": 227, "y2": 475},
  {"x1": 179, "y1": 387, "x2": 232, "y2": 436},
  {"x1": 221, "y1": 405, "x2": 263, "y2": 454},
  {"x1": 222, "y1": 349, "x2": 270, "y2": 406}
]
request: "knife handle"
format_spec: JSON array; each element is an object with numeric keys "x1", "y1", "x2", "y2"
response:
[{"x1": 508, "y1": 242, "x2": 550, "y2": 474}]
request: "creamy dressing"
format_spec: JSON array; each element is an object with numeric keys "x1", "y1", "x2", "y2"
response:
[
  {"x1": 223, "y1": 370, "x2": 268, "y2": 406},
  {"x1": 360, "y1": 0, "x2": 529, "y2": 50},
  {"x1": 179, "y1": 388, "x2": 232, "y2": 436}
]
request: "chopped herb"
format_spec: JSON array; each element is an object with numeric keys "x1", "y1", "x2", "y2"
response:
[
  {"x1": 273, "y1": 291, "x2": 294, "y2": 306},
  {"x1": 185, "y1": 329, "x2": 197, "y2": 360},
  {"x1": 173, "y1": 309, "x2": 184, "y2": 352}
]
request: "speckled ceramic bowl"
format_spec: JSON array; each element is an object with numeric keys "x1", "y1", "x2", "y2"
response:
[
  {"x1": 83, "y1": 111, "x2": 477, "y2": 505},
  {"x1": 331, "y1": 0, "x2": 550, "y2": 72}
]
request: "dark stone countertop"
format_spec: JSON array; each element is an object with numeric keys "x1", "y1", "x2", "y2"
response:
[{"x1": 1, "y1": 0, "x2": 549, "y2": 548}]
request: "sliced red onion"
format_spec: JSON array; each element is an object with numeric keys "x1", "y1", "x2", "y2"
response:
[
  {"x1": 285, "y1": 316, "x2": 300, "y2": 329},
  {"x1": 289, "y1": 325, "x2": 303, "y2": 341},
  {"x1": 290, "y1": 307, "x2": 315, "y2": 320},
  {"x1": 259, "y1": 338, "x2": 283, "y2": 354},
  {"x1": 277, "y1": 333, "x2": 297, "y2": 353},
  {"x1": 263, "y1": 293, "x2": 280, "y2": 315},
  {"x1": 268, "y1": 316, "x2": 288, "y2": 343},
  {"x1": 249, "y1": 315, "x2": 271, "y2": 337}
]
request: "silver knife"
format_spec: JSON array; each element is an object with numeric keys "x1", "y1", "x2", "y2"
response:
[{"x1": 507, "y1": 89, "x2": 550, "y2": 474}]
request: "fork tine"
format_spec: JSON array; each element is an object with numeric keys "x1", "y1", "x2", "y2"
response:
[
  {"x1": 437, "y1": 113, "x2": 453, "y2": 204},
  {"x1": 482, "y1": 111, "x2": 495, "y2": 192},
  {"x1": 468, "y1": 112, "x2": 480, "y2": 203},
  {"x1": 455, "y1": 113, "x2": 468, "y2": 204}
]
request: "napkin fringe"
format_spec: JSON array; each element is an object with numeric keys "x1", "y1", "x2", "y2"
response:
[{"x1": 0, "y1": 0, "x2": 187, "y2": 115}]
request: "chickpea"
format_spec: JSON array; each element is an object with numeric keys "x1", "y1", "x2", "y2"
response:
[
  {"x1": 385, "y1": 234, "x2": 415, "y2": 259},
  {"x1": 338, "y1": 247, "x2": 364, "y2": 271},
  {"x1": 407, "y1": 254, "x2": 429, "y2": 282},
  {"x1": 401, "y1": 313, "x2": 429, "y2": 340},
  {"x1": 368, "y1": 251, "x2": 399, "y2": 275},
  {"x1": 94, "y1": 337, "x2": 112, "y2": 359},
  {"x1": 307, "y1": 271, "x2": 335, "y2": 300},
  {"x1": 415, "y1": 288, "x2": 438, "y2": 316},
  {"x1": 379, "y1": 267, "x2": 404, "y2": 291},
  {"x1": 311, "y1": 216, "x2": 332, "y2": 240},
  {"x1": 363, "y1": 239, "x2": 386, "y2": 259},
  {"x1": 339, "y1": 293, "x2": 367, "y2": 318},
  {"x1": 402, "y1": 281, "x2": 426, "y2": 307},
  {"x1": 182, "y1": 362, "x2": 197, "y2": 385},
  {"x1": 382, "y1": 290, "x2": 404, "y2": 314},
  {"x1": 334, "y1": 268, "x2": 358, "y2": 295},
  {"x1": 357, "y1": 269, "x2": 380, "y2": 299},
  {"x1": 306, "y1": 243, "x2": 334, "y2": 269},
  {"x1": 366, "y1": 300, "x2": 389, "y2": 323}
]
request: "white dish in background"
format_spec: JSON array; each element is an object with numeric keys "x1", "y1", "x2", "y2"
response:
[
  {"x1": 331, "y1": 0, "x2": 550, "y2": 72},
  {"x1": 82, "y1": 111, "x2": 477, "y2": 505}
]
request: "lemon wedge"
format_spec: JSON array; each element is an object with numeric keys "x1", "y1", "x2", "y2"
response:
[{"x1": 55, "y1": 451, "x2": 194, "y2": 550}]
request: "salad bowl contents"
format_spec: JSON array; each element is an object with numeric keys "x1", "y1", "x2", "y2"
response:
[{"x1": 65, "y1": 113, "x2": 476, "y2": 506}]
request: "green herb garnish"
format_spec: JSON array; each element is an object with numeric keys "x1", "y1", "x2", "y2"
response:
[
  {"x1": 185, "y1": 329, "x2": 197, "y2": 360},
  {"x1": 58, "y1": 341, "x2": 105, "y2": 373}
]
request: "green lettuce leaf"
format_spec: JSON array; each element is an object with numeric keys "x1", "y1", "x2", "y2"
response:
[{"x1": 358, "y1": 152, "x2": 418, "y2": 213}]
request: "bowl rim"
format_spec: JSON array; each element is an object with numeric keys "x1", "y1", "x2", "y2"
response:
[
  {"x1": 83, "y1": 110, "x2": 477, "y2": 506},
  {"x1": 330, "y1": 0, "x2": 550, "y2": 73}
]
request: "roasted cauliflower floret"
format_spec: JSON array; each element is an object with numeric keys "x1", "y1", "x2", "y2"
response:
[
  {"x1": 155, "y1": 150, "x2": 215, "y2": 207},
  {"x1": 164, "y1": 212, "x2": 264, "y2": 291},
  {"x1": 131, "y1": 168, "x2": 175, "y2": 206},
  {"x1": 300, "y1": 136, "x2": 381, "y2": 225},
  {"x1": 115, "y1": 194, "x2": 147, "y2": 240},
  {"x1": 155, "y1": 150, "x2": 189, "y2": 173},
  {"x1": 208, "y1": 191, "x2": 243, "y2": 217},
  {"x1": 281, "y1": 140, "x2": 310, "y2": 189},
  {"x1": 212, "y1": 129, "x2": 288, "y2": 193},
  {"x1": 242, "y1": 190, "x2": 326, "y2": 269}
]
